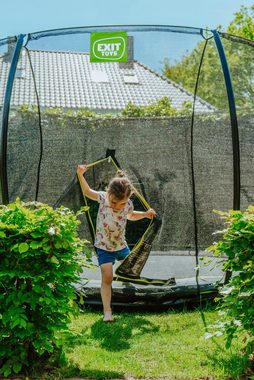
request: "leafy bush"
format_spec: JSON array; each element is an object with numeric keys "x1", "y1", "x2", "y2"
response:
[
  {"x1": 121, "y1": 101, "x2": 144, "y2": 117},
  {"x1": 0, "y1": 199, "x2": 91, "y2": 377},
  {"x1": 207, "y1": 206, "x2": 254, "y2": 357},
  {"x1": 18, "y1": 99, "x2": 193, "y2": 120},
  {"x1": 121, "y1": 96, "x2": 192, "y2": 117}
]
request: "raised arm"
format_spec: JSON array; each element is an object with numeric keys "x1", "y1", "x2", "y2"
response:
[
  {"x1": 76, "y1": 164, "x2": 99, "y2": 201},
  {"x1": 127, "y1": 208, "x2": 156, "y2": 221}
]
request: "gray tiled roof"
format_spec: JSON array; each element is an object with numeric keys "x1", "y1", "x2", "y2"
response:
[{"x1": 0, "y1": 49, "x2": 215, "y2": 113}]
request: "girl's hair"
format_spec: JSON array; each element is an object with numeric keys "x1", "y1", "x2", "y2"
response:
[{"x1": 107, "y1": 170, "x2": 132, "y2": 200}]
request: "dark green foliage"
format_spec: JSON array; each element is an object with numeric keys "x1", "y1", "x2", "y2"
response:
[
  {"x1": 0, "y1": 199, "x2": 91, "y2": 377},
  {"x1": 207, "y1": 206, "x2": 254, "y2": 356}
]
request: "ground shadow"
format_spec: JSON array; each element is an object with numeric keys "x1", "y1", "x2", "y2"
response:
[
  {"x1": 65, "y1": 313, "x2": 160, "y2": 352},
  {"x1": 89, "y1": 313, "x2": 160, "y2": 351},
  {"x1": 60, "y1": 313, "x2": 159, "y2": 378},
  {"x1": 205, "y1": 350, "x2": 252, "y2": 379}
]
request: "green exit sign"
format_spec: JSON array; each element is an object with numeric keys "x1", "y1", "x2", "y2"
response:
[{"x1": 90, "y1": 31, "x2": 128, "y2": 62}]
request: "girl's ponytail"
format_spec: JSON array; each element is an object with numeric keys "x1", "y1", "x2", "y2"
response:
[{"x1": 108, "y1": 170, "x2": 132, "y2": 200}]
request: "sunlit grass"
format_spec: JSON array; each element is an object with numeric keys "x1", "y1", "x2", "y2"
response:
[{"x1": 58, "y1": 307, "x2": 248, "y2": 380}]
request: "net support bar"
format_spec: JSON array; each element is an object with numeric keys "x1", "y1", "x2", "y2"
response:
[
  {"x1": 0, "y1": 34, "x2": 25, "y2": 205},
  {"x1": 212, "y1": 30, "x2": 240, "y2": 211},
  {"x1": 212, "y1": 30, "x2": 240, "y2": 285}
]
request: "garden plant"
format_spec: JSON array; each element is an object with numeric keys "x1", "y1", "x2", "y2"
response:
[
  {"x1": 0, "y1": 199, "x2": 91, "y2": 377},
  {"x1": 207, "y1": 206, "x2": 254, "y2": 368}
]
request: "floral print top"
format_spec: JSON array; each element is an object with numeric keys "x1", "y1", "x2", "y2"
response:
[{"x1": 94, "y1": 191, "x2": 134, "y2": 252}]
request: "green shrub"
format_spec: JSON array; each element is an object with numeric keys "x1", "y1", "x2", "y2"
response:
[
  {"x1": 121, "y1": 97, "x2": 193, "y2": 117},
  {"x1": 121, "y1": 97, "x2": 178, "y2": 117},
  {"x1": 0, "y1": 199, "x2": 91, "y2": 377},
  {"x1": 121, "y1": 101, "x2": 144, "y2": 117},
  {"x1": 207, "y1": 206, "x2": 254, "y2": 357},
  {"x1": 18, "y1": 99, "x2": 193, "y2": 120}
]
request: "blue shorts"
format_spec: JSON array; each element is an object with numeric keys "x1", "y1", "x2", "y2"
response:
[{"x1": 95, "y1": 246, "x2": 130, "y2": 266}]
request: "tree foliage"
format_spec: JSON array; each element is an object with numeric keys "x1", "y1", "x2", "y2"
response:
[
  {"x1": 162, "y1": 5, "x2": 254, "y2": 112},
  {"x1": 227, "y1": 5, "x2": 254, "y2": 40}
]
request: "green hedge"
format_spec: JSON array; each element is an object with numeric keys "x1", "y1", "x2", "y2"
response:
[
  {"x1": 207, "y1": 206, "x2": 254, "y2": 357},
  {"x1": 0, "y1": 199, "x2": 91, "y2": 377}
]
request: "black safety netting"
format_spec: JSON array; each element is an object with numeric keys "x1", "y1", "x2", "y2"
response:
[
  {"x1": 1, "y1": 26, "x2": 254, "y2": 286},
  {"x1": 192, "y1": 37, "x2": 234, "y2": 249},
  {"x1": 0, "y1": 36, "x2": 17, "y2": 205},
  {"x1": 221, "y1": 34, "x2": 254, "y2": 209}
]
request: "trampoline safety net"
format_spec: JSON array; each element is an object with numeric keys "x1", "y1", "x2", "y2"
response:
[{"x1": 1, "y1": 26, "x2": 254, "y2": 287}]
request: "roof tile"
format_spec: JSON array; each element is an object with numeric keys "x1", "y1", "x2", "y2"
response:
[{"x1": 0, "y1": 49, "x2": 215, "y2": 113}]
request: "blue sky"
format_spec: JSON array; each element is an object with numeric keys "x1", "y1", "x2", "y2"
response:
[{"x1": 0, "y1": 0, "x2": 254, "y2": 38}]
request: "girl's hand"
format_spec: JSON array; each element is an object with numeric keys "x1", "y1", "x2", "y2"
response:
[
  {"x1": 146, "y1": 208, "x2": 156, "y2": 219},
  {"x1": 77, "y1": 164, "x2": 88, "y2": 176}
]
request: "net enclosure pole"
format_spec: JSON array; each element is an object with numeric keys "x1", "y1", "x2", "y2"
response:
[
  {"x1": 212, "y1": 30, "x2": 240, "y2": 284},
  {"x1": 212, "y1": 30, "x2": 240, "y2": 211},
  {"x1": 0, "y1": 34, "x2": 25, "y2": 205}
]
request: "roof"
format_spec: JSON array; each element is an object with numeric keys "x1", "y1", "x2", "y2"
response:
[{"x1": 0, "y1": 49, "x2": 215, "y2": 113}]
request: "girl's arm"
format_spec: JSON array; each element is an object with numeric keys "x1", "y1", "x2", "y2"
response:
[
  {"x1": 77, "y1": 164, "x2": 99, "y2": 201},
  {"x1": 127, "y1": 208, "x2": 156, "y2": 221}
]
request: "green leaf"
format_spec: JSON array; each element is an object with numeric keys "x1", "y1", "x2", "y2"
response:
[
  {"x1": 1, "y1": 364, "x2": 12, "y2": 377},
  {"x1": 18, "y1": 242, "x2": 29, "y2": 253},
  {"x1": 33, "y1": 285, "x2": 42, "y2": 293},
  {"x1": 30, "y1": 241, "x2": 41, "y2": 249},
  {"x1": 13, "y1": 362, "x2": 22, "y2": 374},
  {"x1": 50, "y1": 256, "x2": 60, "y2": 265},
  {"x1": 31, "y1": 231, "x2": 43, "y2": 238},
  {"x1": 20, "y1": 318, "x2": 27, "y2": 328}
]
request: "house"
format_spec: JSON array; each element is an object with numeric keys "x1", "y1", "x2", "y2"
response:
[{"x1": 0, "y1": 46, "x2": 215, "y2": 114}]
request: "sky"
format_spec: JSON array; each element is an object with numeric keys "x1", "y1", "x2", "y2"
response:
[{"x1": 0, "y1": 0, "x2": 254, "y2": 38}]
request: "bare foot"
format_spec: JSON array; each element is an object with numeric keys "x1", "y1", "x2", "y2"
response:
[{"x1": 103, "y1": 311, "x2": 114, "y2": 322}]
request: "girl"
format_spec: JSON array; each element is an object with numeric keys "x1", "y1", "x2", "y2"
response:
[{"x1": 77, "y1": 164, "x2": 156, "y2": 322}]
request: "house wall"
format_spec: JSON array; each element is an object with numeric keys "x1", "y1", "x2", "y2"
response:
[{"x1": 5, "y1": 111, "x2": 254, "y2": 251}]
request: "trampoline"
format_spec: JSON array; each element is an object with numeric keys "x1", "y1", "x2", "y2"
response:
[{"x1": 0, "y1": 26, "x2": 254, "y2": 306}]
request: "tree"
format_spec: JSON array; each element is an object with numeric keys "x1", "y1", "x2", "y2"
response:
[
  {"x1": 162, "y1": 5, "x2": 254, "y2": 112},
  {"x1": 227, "y1": 5, "x2": 254, "y2": 40}
]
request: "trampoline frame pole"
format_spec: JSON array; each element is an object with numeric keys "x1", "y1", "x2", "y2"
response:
[
  {"x1": 212, "y1": 30, "x2": 240, "y2": 284},
  {"x1": 0, "y1": 34, "x2": 24, "y2": 205},
  {"x1": 212, "y1": 30, "x2": 240, "y2": 211}
]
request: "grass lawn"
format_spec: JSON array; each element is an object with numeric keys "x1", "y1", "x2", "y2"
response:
[{"x1": 56, "y1": 307, "x2": 249, "y2": 380}]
